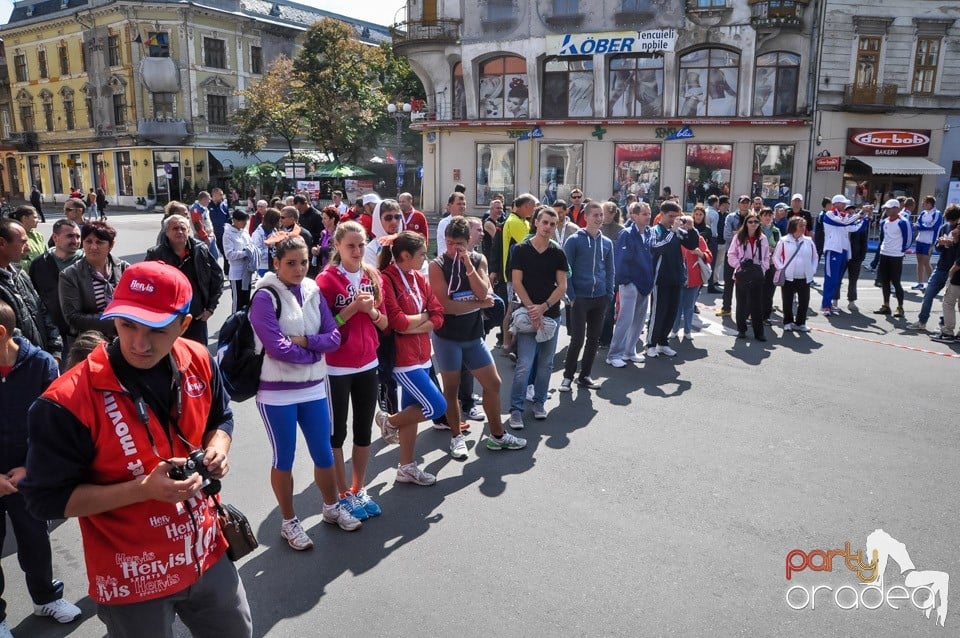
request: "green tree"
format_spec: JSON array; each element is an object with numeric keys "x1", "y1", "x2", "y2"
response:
[
  {"x1": 294, "y1": 18, "x2": 386, "y2": 162},
  {"x1": 230, "y1": 55, "x2": 306, "y2": 160}
]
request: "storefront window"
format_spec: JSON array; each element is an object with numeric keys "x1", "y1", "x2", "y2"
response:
[
  {"x1": 115, "y1": 151, "x2": 133, "y2": 196},
  {"x1": 68, "y1": 153, "x2": 82, "y2": 190},
  {"x1": 539, "y1": 143, "x2": 584, "y2": 205},
  {"x1": 478, "y1": 56, "x2": 528, "y2": 119},
  {"x1": 49, "y1": 155, "x2": 63, "y2": 194},
  {"x1": 752, "y1": 144, "x2": 795, "y2": 204},
  {"x1": 754, "y1": 52, "x2": 800, "y2": 116},
  {"x1": 542, "y1": 57, "x2": 593, "y2": 118},
  {"x1": 613, "y1": 144, "x2": 661, "y2": 206},
  {"x1": 678, "y1": 48, "x2": 740, "y2": 117},
  {"x1": 608, "y1": 55, "x2": 664, "y2": 117},
  {"x1": 684, "y1": 144, "x2": 733, "y2": 209},
  {"x1": 476, "y1": 143, "x2": 515, "y2": 206}
]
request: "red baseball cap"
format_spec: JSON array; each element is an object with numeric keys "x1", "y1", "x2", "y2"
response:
[{"x1": 102, "y1": 262, "x2": 193, "y2": 328}]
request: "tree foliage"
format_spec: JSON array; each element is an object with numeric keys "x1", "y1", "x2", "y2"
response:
[
  {"x1": 230, "y1": 55, "x2": 305, "y2": 159},
  {"x1": 294, "y1": 18, "x2": 387, "y2": 163}
]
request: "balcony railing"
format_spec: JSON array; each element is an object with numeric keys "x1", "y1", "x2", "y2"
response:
[
  {"x1": 844, "y1": 83, "x2": 898, "y2": 110},
  {"x1": 390, "y1": 18, "x2": 461, "y2": 47},
  {"x1": 749, "y1": 0, "x2": 806, "y2": 28}
]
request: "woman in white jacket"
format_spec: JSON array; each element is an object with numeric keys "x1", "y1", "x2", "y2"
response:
[
  {"x1": 222, "y1": 208, "x2": 259, "y2": 312},
  {"x1": 773, "y1": 216, "x2": 819, "y2": 332}
]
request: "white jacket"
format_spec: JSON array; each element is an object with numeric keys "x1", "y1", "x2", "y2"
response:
[
  {"x1": 252, "y1": 273, "x2": 326, "y2": 384},
  {"x1": 222, "y1": 224, "x2": 259, "y2": 284},
  {"x1": 772, "y1": 234, "x2": 819, "y2": 283}
]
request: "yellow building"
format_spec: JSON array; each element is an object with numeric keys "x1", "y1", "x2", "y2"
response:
[{"x1": 0, "y1": 0, "x2": 389, "y2": 205}]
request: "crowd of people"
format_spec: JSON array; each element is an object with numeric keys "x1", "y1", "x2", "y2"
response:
[{"x1": 0, "y1": 183, "x2": 958, "y2": 637}]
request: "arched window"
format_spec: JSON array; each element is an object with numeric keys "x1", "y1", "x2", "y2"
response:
[
  {"x1": 608, "y1": 54, "x2": 663, "y2": 117},
  {"x1": 542, "y1": 56, "x2": 593, "y2": 118},
  {"x1": 754, "y1": 52, "x2": 799, "y2": 116},
  {"x1": 478, "y1": 55, "x2": 528, "y2": 119},
  {"x1": 678, "y1": 48, "x2": 740, "y2": 117},
  {"x1": 452, "y1": 62, "x2": 466, "y2": 120}
]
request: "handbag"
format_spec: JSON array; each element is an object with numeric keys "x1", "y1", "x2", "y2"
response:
[
  {"x1": 735, "y1": 241, "x2": 765, "y2": 287},
  {"x1": 697, "y1": 257, "x2": 712, "y2": 283},
  {"x1": 773, "y1": 241, "x2": 803, "y2": 286},
  {"x1": 216, "y1": 501, "x2": 259, "y2": 561}
]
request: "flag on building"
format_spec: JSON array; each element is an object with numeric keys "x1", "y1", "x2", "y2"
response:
[{"x1": 384, "y1": 149, "x2": 396, "y2": 164}]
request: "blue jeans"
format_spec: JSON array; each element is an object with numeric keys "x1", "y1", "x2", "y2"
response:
[
  {"x1": 510, "y1": 328, "x2": 560, "y2": 413},
  {"x1": 918, "y1": 269, "x2": 949, "y2": 324},
  {"x1": 672, "y1": 286, "x2": 700, "y2": 334}
]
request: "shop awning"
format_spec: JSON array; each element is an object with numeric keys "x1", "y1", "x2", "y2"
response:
[
  {"x1": 206, "y1": 149, "x2": 289, "y2": 171},
  {"x1": 851, "y1": 156, "x2": 945, "y2": 175}
]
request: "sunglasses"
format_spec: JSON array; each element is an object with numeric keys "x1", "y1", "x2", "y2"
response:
[
  {"x1": 571, "y1": 195, "x2": 582, "y2": 199},
  {"x1": 382, "y1": 214, "x2": 402, "y2": 222}
]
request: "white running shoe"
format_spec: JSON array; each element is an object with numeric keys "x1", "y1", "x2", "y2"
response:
[
  {"x1": 626, "y1": 353, "x2": 645, "y2": 363},
  {"x1": 376, "y1": 411, "x2": 399, "y2": 444},
  {"x1": 558, "y1": 378, "x2": 573, "y2": 392},
  {"x1": 322, "y1": 502, "x2": 362, "y2": 531},
  {"x1": 645, "y1": 346, "x2": 659, "y2": 358},
  {"x1": 658, "y1": 345, "x2": 677, "y2": 357},
  {"x1": 606, "y1": 357, "x2": 627, "y2": 368},
  {"x1": 280, "y1": 518, "x2": 314, "y2": 550},
  {"x1": 464, "y1": 405, "x2": 486, "y2": 422},
  {"x1": 33, "y1": 599, "x2": 81, "y2": 623},
  {"x1": 783, "y1": 323, "x2": 795, "y2": 331},
  {"x1": 449, "y1": 434, "x2": 469, "y2": 459},
  {"x1": 396, "y1": 462, "x2": 436, "y2": 486},
  {"x1": 796, "y1": 324, "x2": 810, "y2": 332}
]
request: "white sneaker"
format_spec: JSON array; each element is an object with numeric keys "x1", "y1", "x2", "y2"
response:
[
  {"x1": 0, "y1": 620, "x2": 11, "y2": 638},
  {"x1": 280, "y1": 518, "x2": 314, "y2": 550},
  {"x1": 645, "y1": 346, "x2": 659, "y2": 358},
  {"x1": 322, "y1": 502, "x2": 362, "y2": 531},
  {"x1": 376, "y1": 411, "x2": 399, "y2": 444},
  {"x1": 658, "y1": 345, "x2": 677, "y2": 357},
  {"x1": 626, "y1": 353, "x2": 645, "y2": 363},
  {"x1": 796, "y1": 324, "x2": 810, "y2": 332},
  {"x1": 606, "y1": 357, "x2": 627, "y2": 368},
  {"x1": 525, "y1": 384, "x2": 535, "y2": 401},
  {"x1": 33, "y1": 598, "x2": 81, "y2": 624},
  {"x1": 449, "y1": 434, "x2": 468, "y2": 459},
  {"x1": 465, "y1": 405, "x2": 485, "y2": 421},
  {"x1": 783, "y1": 323, "x2": 795, "y2": 331},
  {"x1": 683, "y1": 332, "x2": 693, "y2": 340},
  {"x1": 558, "y1": 378, "x2": 573, "y2": 392},
  {"x1": 396, "y1": 462, "x2": 436, "y2": 486},
  {"x1": 508, "y1": 411, "x2": 525, "y2": 429},
  {"x1": 906, "y1": 321, "x2": 927, "y2": 331}
]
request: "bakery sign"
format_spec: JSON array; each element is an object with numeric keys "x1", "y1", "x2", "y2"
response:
[{"x1": 846, "y1": 129, "x2": 931, "y2": 157}]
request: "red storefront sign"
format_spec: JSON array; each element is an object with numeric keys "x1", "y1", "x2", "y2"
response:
[
  {"x1": 846, "y1": 129, "x2": 931, "y2": 157},
  {"x1": 815, "y1": 156, "x2": 842, "y2": 172}
]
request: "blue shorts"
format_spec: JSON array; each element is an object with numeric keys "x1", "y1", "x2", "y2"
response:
[
  {"x1": 431, "y1": 334, "x2": 494, "y2": 372},
  {"x1": 916, "y1": 242, "x2": 933, "y2": 255},
  {"x1": 393, "y1": 367, "x2": 446, "y2": 420}
]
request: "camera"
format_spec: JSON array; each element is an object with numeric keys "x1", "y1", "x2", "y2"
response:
[{"x1": 168, "y1": 449, "x2": 221, "y2": 496}]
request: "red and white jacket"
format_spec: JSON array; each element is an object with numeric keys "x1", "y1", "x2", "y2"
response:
[
  {"x1": 316, "y1": 264, "x2": 386, "y2": 375},
  {"x1": 381, "y1": 264, "x2": 444, "y2": 370}
]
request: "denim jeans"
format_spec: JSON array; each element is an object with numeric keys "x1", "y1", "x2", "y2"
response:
[
  {"x1": 510, "y1": 328, "x2": 560, "y2": 413},
  {"x1": 608, "y1": 283, "x2": 649, "y2": 361},
  {"x1": 918, "y1": 269, "x2": 949, "y2": 324},
  {"x1": 672, "y1": 286, "x2": 700, "y2": 334}
]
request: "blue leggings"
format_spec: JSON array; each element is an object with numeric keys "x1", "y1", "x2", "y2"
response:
[
  {"x1": 257, "y1": 398, "x2": 334, "y2": 471},
  {"x1": 394, "y1": 367, "x2": 447, "y2": 420}
]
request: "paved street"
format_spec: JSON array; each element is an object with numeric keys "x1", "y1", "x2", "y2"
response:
[{"x1": 3, "y1": 211, "x2": 958, "y2": 637}]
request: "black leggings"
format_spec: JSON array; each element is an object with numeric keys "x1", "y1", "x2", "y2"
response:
[
  {"x1": 735, "y1": 280, "x2": 764, "y2": 337},
  {"x1": 877, "y1": 255, "x2": 904, "y2": 307},
  {"x1": 328, "y1": 368, "x2": 378, "y2": 448}
]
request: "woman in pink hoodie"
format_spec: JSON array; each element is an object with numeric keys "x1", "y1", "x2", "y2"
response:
[{"x1": 727, "y1": 212, "x2": 771, "y2": 341}]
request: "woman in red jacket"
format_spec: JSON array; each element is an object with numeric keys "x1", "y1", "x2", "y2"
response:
[
  {"x1": 671, "y1": 214, "x2": 713, "y2": 340},
  {"x1": 316, "y1": 220, "x2": 389, "y2": 519},
  {"x1": 377, "y1": 231, "x2": 446, "y2": 486}
]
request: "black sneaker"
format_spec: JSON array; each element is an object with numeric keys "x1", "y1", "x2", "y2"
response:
[
  {"x1": 873, "y1": 305, "x2": 891, "y2": 315},
  {"x1": 930, "y1": 333, "x2": 956, "y2": 343},
  {"x1": 736, "y1": 331, "x2": 747, "y2": 339},
  {"x1": 577, "y1": 376, "x2": 601, "y2": 389}
]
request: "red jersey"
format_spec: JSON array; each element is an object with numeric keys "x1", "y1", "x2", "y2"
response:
[
  {"x1": 315, "y1": 264, "x2": 386, "y2": 375},
  {"x1": 402, "y1": 209, "x2": 429, "y2": 241}
]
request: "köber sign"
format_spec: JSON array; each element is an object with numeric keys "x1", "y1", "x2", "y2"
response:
[{"x1": 846, "y1": 129, "x2": 931, "y2": 157}]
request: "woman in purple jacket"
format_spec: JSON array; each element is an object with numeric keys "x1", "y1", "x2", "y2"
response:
[{"x1": 249, "y1": 236, "x2": 361, "y2": 551}]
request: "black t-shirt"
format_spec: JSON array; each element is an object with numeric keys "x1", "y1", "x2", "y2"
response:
[
  {"x1": 433, "y1": 252, "x2": 485, "y2": 341},
  {"x1": 510, "y1": 240, "x2": 568, "y2": 319}
]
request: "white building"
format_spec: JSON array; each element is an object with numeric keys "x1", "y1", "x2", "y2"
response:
[{"x1": 393, "y1": 0, "x2": 817, "y2": 213}]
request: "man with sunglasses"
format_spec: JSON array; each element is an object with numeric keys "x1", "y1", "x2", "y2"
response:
[
  {"x1": 21, "y1": 261, "x2": 252, "y2": 638},
  {"x1": 568, "y1": 189, "x2": 586, "y2": 227}
]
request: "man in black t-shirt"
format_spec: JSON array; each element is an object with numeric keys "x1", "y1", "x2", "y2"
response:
[{"x1": 508, "y1": 208, "x2": 568, "y2": 428}]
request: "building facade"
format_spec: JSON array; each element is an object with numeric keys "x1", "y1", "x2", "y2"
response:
[
  {"x1": 395, "y1": 0, "x2": 817, "y2": 213},
  {"x1": 810, "y1": 1, "x2": 960, "y2": 207},
  {"x1": 0, "y1": 0, "x2": 388, "y2": 205}
]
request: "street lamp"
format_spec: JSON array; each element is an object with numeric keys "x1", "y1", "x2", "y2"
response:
[{"x1": 387, "y1": 102, "x2": 411, "y2": 196}]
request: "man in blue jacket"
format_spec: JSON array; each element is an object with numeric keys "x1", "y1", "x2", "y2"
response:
[
  {"x1": 608, "y1": 201, "x2": 654, "y2": 367},
  {"x1": 0, "y1": 300, "x2": 81, "y2": 636},
  {"x1": 647, "y1": 201, "x2": 700, "y2": 357},
  {"x1": 559, "y1": 201, "x2": 614, "y2": 391}
]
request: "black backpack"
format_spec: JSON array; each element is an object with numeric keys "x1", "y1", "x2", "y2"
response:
[{"x1": 216, "y1": 287, "x2": 281, "y2": 402}]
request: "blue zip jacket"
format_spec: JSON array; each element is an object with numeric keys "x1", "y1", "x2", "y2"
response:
[
  {"x1": 563, "y1": 228, "x2": 615, "y2": 301},
  {"x1": 0, "y1": 336, "x2": 58, "y2": 472},
  {"x1": 615, "y1": 224, "x2": 655, "y2": 295}
]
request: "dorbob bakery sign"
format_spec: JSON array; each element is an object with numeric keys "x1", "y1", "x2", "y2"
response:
[{"x1": 846, "y1": 129, "x2": 931, "y2": 157}]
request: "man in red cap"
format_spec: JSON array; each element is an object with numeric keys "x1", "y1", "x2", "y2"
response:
[{"x1": 20, "y1": 261, "x2": 252, "y2": 638}]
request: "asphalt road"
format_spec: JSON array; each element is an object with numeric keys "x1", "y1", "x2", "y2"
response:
[{"x1": 3, "y1": 211, "x2": 958, "y2": 638}]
